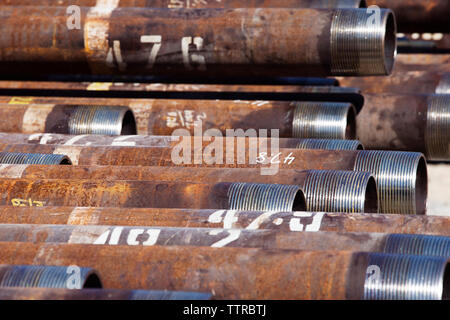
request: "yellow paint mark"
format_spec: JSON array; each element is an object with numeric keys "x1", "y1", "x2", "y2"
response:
[
  {"x1": 9, "y1": 97, "x2": 34, "y2": 105},
  {"x1": 87, "y1": 82, "x2": 112, "y2": 91},
  {"x1": 11, "y1": 198, "x2": 45, "y2": 207}
]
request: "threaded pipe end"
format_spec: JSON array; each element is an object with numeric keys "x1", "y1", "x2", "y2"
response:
[
  {"x1": 227, "y1": 183, "x2": 306, "y2": 212},
  {"x1": 364, "y1": 253, "x2": 449, "y2": 300},
  {"x1": 302, "y1": 170, "x2": 378, "y2": 213},
  {"x1": 354, "y1": 151, "x2": 428, "y2": 215},
  {"x1": 426, "y1": 95, "x2": 450, "y2": 161},
  {"x1": 0, "y1": 265, "x2": 102, "y2": 289},
  {"x1": 436, "y1": 74, "x2": 450, "y2": 94},
  {"x1": 0, "y1": 152, "x2": 72, "y2": 165},
  {"x1": 296, "y1": 138, "x2": 364, "y2": 150},
  {"x1": 292, "y1": 102, "x2": 356, "y2": 139},
  {"x1": 385, "y1": 234, "x2": 450, "y2": 258},
  {"x1": 330, "y1": 8, "x2": 397, "y2": 75},
  {"x1": 68, "y1": 106, "x2": 137, "y2": 135}
]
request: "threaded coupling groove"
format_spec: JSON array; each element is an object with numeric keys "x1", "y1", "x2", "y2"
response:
[
  {"x1": 0, "y1": 152, "x2": 72, "y2": 165},
  {"x1": 436, "y1": 74, "x2": 450, "y2": 94},
  {"x1": 131, "y1": 290, "x2": 213, "y2": 300},
  {"x1": 354, "y1": 151, "x2": 427, "y2": 215},
  {"x1": 426, "y1": 95, "x2": 450, "y2": 161},
  {"x1": 385, "y1": 234, "x2": 450, "y2": 258},
  {"x1": 296, "y1": 139, "x2": 364, "y2": 150},
  {"x1": 330, "y1": 8, "x2": 397, "y2": 75},
  {"x1": 68, "y1": 106, "x2": 136, "y2": 135},
  {"x1": 0, "y1": 265, "x2": 102, "y2": 289},
  {"x1": 227, "y1": 183, "x2": 305, "y2": 212},
  {"x1": 292, "y1": 102, "x2": 356, "y2": 139},
  {"x1": 364, "y1": 253, "x2": 449, "y2": 300},
  {"x1": 302, "y1": 170, "x2": 378, "y2": 213}
]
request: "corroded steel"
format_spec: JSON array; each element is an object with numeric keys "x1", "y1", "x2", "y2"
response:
[
  {"x1": 0, "y1": 242, "x2": 447, "y2": 300},
  {"x1": 0, "y1": 287, "x2": 213, "y2": 300},
  {"x1": 0, "y1": 7, "x2": 396, "y2": 77},
  {"x1": 0, "y1": 101, "x2": 356, "y2": 139},
  {"x1": 0, "y1": 207, "x2": 448, "y2": 236}
]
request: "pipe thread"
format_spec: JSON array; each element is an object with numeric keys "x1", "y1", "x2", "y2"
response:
[
  {"x1": 354, "y1": 151, "x2": 425, "y2": 214},
  {"x1": 292, "y1": 102, "x2": 355, "y2": 139},
  {"x1": 302, "y1": 170, "x2": 376, "y2": 213},
  {"x1": 296, "y1": 139, "x2": 363, "y2": 150},
  {"x1": 131, "y1": 290, "x2": 213, "y2": 300},
  {"x1": 364, "y1": 253, "x2": 448, "y2": 300},
  {"x1": 426, "y1": 95, "x2": 450, "y2": 161},
  {"x1": 0, "y1": 265, "x2": 101, "y2": 289},
  {"x1": 0, "y1": 152, "x2": 71, "y2": 165},
  {"x1": 330, "y1": 8, "x2": 396, "y2": 75},
  {"x1": 385, "y1": 234, "x2": 450, "y2": 258},
  {"x1": 227, "y1": 183, "x2": 303, "y2": 212},
  {"x1": 68, "y1": 106, "x2": 134, "y2": 136}
]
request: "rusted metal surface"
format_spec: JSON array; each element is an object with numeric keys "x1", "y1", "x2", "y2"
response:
[
  {"x1": 356, "y1": 94, "x2": 450, "y2": 161},
  {"x1": 338, "y1": 71, "x2": 450, "y2": 94},
  {"x1": 394, "y1": 54, "x2": 450, "y2": 72},
  {"x1": 0, "y1": 179, "x2": 307, "y2": 211},
  {"x1": 2, "y1": 224, "x2": 450, "y2": 260},
  {"x1": 0, "y1": 264, "x2": 102, "y2": 289},
  {"x1": 0, "y1": 242, "x2": 448, "y2": 300},
  {"x1": 0, "y1": 100, "x2": 357, "y2": 139},
  {"x1": 0, "y1": 133, "x2": 364, "y2": 151},
  {"x1": 0, "y1": 207, "x2": 448, "y2": 236},
  {"x1": 0, "y1": 287, "x2": 214, "y2": 300},
  {"x1": 366, "y1": 0, "x2": 450, "y2": 32},
  {"x1": 0, "y1": 167, "x2": 378, "y2": 213},
  {"x1": 0, "y1": 0, "x2": 367, "y2": 8},
  {"x1": 0, "y1": 7, "x2": 396, "y2": 77},
  {"x1": 0, "y1": 144, "x2": 427, "y2": 214}
]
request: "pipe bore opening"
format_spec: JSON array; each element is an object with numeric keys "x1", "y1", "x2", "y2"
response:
[
  {"x1": 383, "y1": 12, "x2": 397, "y2": 74},
  {"x1": 82, "y1": 272, "x2": 103, "y2": 289},
  {"x1": 59, "y1": 156, "x2": 72, "y2": 165},
  {"x1": 345, "y1": 105, "x2": 357, "y2": 140},
  {"x1": 121, "y1": 110, "x2": 137, "y2": 135},
  {"x1": 358, "y1": 0, "x2": 368, "y2": 8},
  {"x1": 292, "y1": 189, "x2": 307, "y2": 212},
  {"x1": 364, "y1": 176, "x2": 379, "y2": 213},
  {"x1": 443, "y1": 262, "x2": 450, "y2": 300},
  {"x1": 416, "y1": 156, "x2": 428, "y2": 215},
  {"x1": 356, "y1": 143, "x2": 364, "y2": 150}
]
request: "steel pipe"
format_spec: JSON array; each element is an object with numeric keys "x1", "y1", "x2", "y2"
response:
[
  {"x1": 0, "y1": 7, "x2": 396, "y2": 77},
  {"x1": 0, "y1": 242, "x2": 448, "y2": 300},
  {"x1": 0, "y1": 179, "x2": 307, "y2": 211},
  {"x1": 0, "y1": 207, "x2": 448, "y2": 236},
  {"x1": 0, "y1": 265, "x2": 102, "y2": 289},
  {"x1": 338, "y1": 71, "x2": 450, "y2": 94},
  {"x1": 394, "y1": 54, "x2": 450, "y2": 72},
  {"x1": 356, "y1": 94, "x2": 450, "y2": 161},
  {"x1": 0, "y1": 144, "x2": 427, "y2": 214},
  {"x1": 0, "y1": 133, "x2": 364, "y2": 151},
  {"x1": 0, "y1": 0, "x2": 368, "y2": 8},
  {"x1": 366, "y1": 0, "x2": 450, "y2": 33},
  {"x1": 0, "y1": 152, "x2": 72, "y2": 165},
  {"x1": 0, "y1": 287, "x2": 213, "y2": 300},
  {"x1": 0, "y1": 101, "x2": 357, "y2": 139},
  {"x1": 1, "y1": 224, "x2": 449, "y2": 259}
]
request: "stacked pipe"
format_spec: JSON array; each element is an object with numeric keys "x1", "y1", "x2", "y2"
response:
[{"x1": 0, "y1": 0, "x2": 448, "y2": 302}]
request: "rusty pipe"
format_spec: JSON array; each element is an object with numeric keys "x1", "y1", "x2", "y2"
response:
[
  {"x1": 366, "y1": 0, "x2": 450, "y2": 33},
  {"x1": 0, "y1": 167, "x2": 378, "y2": 213},
  {"x1": 1, "y1": 224, "x2": 450, "y2": 259},
  {"x1": 0, "y1": 0, "x2": 368, "y2": 9},
  {"x1": 0, "y1": 104, "x2": 136, "y2": 135},
  {"x1": 0, "y1": 287, "x2": 213, "y2": 300},
  {"x1": 338, "y1": 71, "x2": 450, "y2": 94},
  {"x1": 0, "y1": 144, "x2": 427, "y2": 214},
  {"x1": 0, "y1": 265, "x2": 102, "y2": 289},
  {"x1": 356, "y1": 94, "x2": 450, "y2": 161},
  {"x1": 0, "y1": 133, "x2": 364, "y2": 151},
  {"x1": 0, "y1": 152, "x2": 72, "y2": 165},
  {"x1": 0, "y1": 207, "x2": 448, "y2": 236},
  {"x1": 0, "y1": 242, "x2": 448, "y2": 300},
  {"x1": 0, "y1": 179, "x2": 307, "y2": 212},
  {"x1": 0, "y1": 101, "x2": 357, "y2": 139},
  {"x1": 394, "y1": 54, "x2": 450, "y2": 72},
  {"x1": 0, "y1": 7, "x2": 396, "y2": 77}
]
